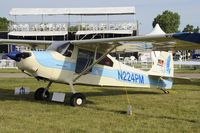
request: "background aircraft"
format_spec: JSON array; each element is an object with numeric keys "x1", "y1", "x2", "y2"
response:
[{"x1": 0, "y1": 32, "x2": 200, "y2": 106}]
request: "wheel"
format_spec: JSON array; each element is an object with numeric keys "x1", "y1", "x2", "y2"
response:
[
  {"x1": 70, "y1": 93, "x2": 86, "y2": 106},
  {"x1": 34, "y1": 87, "x2": 50, "y2": 100}
]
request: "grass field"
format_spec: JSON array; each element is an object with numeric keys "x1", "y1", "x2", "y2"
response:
[
  {"x1": 0, "y1": 78, "x2": 199, "y2": 133},
  {"x1": 0, "y1": 68, "x2": 21, "y2": 73},
  {"x1": 175, "y1": 68, "x2": 200, "y2": 73}
]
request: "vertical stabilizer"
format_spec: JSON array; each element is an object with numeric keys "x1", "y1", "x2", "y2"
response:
[{"x1": 149, "y1": 51, "x2": 174, "y2": 77}]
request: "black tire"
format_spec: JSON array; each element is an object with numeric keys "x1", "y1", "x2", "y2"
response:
[
  {"x1": 34, "y1": 88, "x2": 50, "y2": 100},
  {"x1": 70, "y1": 93, "x2": 86, "y2": 106}
]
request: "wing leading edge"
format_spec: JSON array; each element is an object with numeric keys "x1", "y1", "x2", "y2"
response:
[{"x1": 0, "y1": 32, "x2": 200, "y2": 52}]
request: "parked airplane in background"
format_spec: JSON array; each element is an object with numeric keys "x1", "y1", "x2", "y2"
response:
[{"x1": 0, "y1": 32, "x2": 200, "y2": 106}]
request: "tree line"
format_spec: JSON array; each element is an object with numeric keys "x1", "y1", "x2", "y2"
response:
[
  {"x1": 153, "y1": 10, "x2": 199, "y2": 33},
  {"x1": 0, "y1": 17, "x2": 9, "y2": 31}
]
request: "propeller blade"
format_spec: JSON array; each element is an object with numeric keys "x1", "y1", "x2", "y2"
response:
[{"x1": 6, "y1": 51, "x2": 22, "y2": 62}]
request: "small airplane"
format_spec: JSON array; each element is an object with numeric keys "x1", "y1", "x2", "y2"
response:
[{"x1": 0, "y1": 32, "x2": 200, "y2": 106}]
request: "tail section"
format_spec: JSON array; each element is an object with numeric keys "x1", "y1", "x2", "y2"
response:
[{"x1": 149, "y1": 51, "x2": 174, "y2": 77}]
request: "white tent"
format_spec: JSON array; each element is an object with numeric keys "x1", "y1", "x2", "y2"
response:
[{"x1": 146, "y1": 24, "x2": 166, "y2": 35}]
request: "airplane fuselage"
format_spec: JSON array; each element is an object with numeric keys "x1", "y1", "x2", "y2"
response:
[{"x1": 17, "y1": 46, "x2": 173, "y2": 90}]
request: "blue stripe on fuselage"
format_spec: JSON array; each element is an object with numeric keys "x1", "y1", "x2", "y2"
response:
[{"x1": 33, "y1": 51, "x2": 75, "y2": 71}]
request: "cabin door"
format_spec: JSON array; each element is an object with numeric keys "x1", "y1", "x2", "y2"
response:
[{"x1": 75, "y1": 49, "x2": 94, "y2": 74}]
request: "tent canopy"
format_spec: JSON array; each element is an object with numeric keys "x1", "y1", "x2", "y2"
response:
[
  {"x1": 10, "y1": 7, "x2": 136, "y2": 16},
  {"x1": 147, "y1": 24, "x2": 166, "y2": 35}
]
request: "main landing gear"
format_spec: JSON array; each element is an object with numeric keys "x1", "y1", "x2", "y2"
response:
[
  {"x1": 34, "y1": 82, "x2": 52, "y2": 100},
  {"x1": 68, "y1": 83, "x2": 86, "y2": 106},
  {"x1": 34, "y1": 87, "x2": 50, "y2": 100},
  {"x1": 34, "y1": 82, "x2": 86, "y2": 107},
  {"x1": 70, "y1": 93, "x2": 86, "y2": 106}
]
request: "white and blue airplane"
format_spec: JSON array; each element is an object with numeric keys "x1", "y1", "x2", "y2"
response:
[{"x1": 0, "y1": 32, "x2": 200, "y2": 106}]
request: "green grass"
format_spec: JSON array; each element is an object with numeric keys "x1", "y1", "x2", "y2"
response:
[
  {"x1": 0, "y1": 78, "x2": 200, "y2": 133},
  {"x1": 174, "y1": 68, "x2": 200, "y2": 73},
  {"x1": 0, "y1": 68, "x2": 21, "y2": 73}
]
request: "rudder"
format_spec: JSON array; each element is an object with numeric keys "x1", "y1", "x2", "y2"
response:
[{"x1": 149, "y1": 51, "x2": 174, "y2": 77}]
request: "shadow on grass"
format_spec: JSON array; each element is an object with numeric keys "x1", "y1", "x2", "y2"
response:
[
  {"x1": 84, "y1": 87, "x2": 162, "y2": 97},
  {"x1": 0, "y1": 87, "x2": 66, "y2": 106},
  {"x1": 0, "y1": 87, "x2": 162, "y2": 113},
  {"x1": 0, "y1": 87, "x2": 162, "y2": 100}
]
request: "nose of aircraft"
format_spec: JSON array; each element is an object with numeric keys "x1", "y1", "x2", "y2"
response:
[{"x1": 6, "y1": 51, "x2": 31, "y2": 62}]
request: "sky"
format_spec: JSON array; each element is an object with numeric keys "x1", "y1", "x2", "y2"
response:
[{"x1": 0, "y1": 0, "x2": 199, "y2": 34}]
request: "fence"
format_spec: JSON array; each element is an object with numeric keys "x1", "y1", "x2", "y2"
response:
[
  {"x1": 0, "y1": 60, "x2": 17, "y2": 68},
  {"x1": 8, "y1": 21, "x2": 137, "y2": 32}
]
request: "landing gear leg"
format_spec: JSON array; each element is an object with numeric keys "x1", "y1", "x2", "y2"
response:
[
  {"x1": 69, "y1": 83, "x2": 76, "y2": 94},
  {"x1": 68, "y1": 83, "x2": 86, "y2": 106},
  {"x1": 34, "y1": 82, "x2": 52, "y2": 100}
]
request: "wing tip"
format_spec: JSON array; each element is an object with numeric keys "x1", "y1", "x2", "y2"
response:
[{"x1": 173, "y1": 32, "x2": 200, "y2": 44}]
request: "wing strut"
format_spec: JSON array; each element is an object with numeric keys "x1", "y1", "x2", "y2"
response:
[{"x1": 73, "y1": 44, "x2": 119, "y2": 83}]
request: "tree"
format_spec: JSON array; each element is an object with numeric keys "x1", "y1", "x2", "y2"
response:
[
  {"x1": 183, "y1": 24, "x2": 194, "y2": 32},
  {"x1": 183, "y1": 24, "x2": 199, "y2": 33},
  {"x1": 0, "y1": 17, "x2": 9, "y2": 31},
  {"x1": 152, "y1": 10, "x2": 180, "y2": 33},
  {"x1": 194, "y1": 26, "x2": 199, "y2": 33}
]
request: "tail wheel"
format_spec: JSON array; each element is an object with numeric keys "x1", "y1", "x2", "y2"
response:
[
  {"x1": 164, "y1": 90, "x2": 170, "y2": 94},
  {"x1": 161, "y1": 89, "x2": 170, "y2": 94},
  {"x1": 34, "y1": 87, "x2": 50, "y2": 100},
  {"x1": 70, "y1": 93, "x2": 86, "y2": 106}
]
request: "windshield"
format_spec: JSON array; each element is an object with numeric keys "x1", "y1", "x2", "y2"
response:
[{"x1": 47, "y1": 41, "x2": 70, "y2": 54}]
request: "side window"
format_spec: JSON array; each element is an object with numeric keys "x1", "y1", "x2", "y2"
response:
[
  {"x1": 97, "y1": 54, "x2": 113, "y2": 67},
  {"x1": 75, "y1": 49, "x2": 94, "y2": 74},
  {"x1": 63, "y1": 44, "x2": 74, "y2": 57}
]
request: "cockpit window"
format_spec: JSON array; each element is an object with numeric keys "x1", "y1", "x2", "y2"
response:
[
  {"x1": 57, "y1": 43, "x2": 69, "y2": 53},
  {"x1": 63, "y1": 44, "x2": 74, "y2": 57},
  {"x1": 47, "y1": 41, "x2": 70, "y2": 53},
  {"x1": 46, "y1": 41, "x2": 74, "y2": 57}
]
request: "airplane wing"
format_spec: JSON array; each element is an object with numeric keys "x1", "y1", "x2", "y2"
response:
[
  {"x1": 0, "y1": 39, "x2": 52, "y2": 48},
  {"x1": 0, "y1": 32, "x2": 200, "y2": 52},
  {"x1": 70, "y1": 32, "x2": 200, "y2": 52}
]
